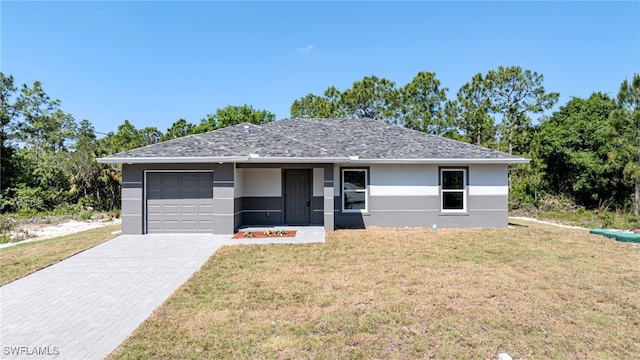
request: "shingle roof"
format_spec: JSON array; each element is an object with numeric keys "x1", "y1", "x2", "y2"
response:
[{"x1": 99, "y1": 118, "x2": 527, "y2": 164}]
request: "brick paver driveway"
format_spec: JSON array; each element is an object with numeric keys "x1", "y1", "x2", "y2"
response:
[{"x1": 0, "y1": 234, "x2": 229, "y2": 359}]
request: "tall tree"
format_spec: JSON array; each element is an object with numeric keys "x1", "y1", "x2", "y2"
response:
[
  {"x1": 609, "y1": 74, "x2": 640, "y2": 216},
  {"x1": 161, "y1": 119, "x2": 196, "y2": 141},
  {"x1": 66, "y1": 119, "x2": 121, "y2": 210},
  {"x1": 197, "y1": 104, "x2": 275, "y2": 132},
  {"x1": 105, "y1": 120, "x2": 144, "y2": 153},
  {"x1": 15, "y1": 81, "x2": 76, "y2": 163},
  {"x1": 533, "y1": 93, "x2": 622, "y2": 209},
  {"x1": 0, "y1": 73, "x2": 22, "y2": 193},
  {"x1": 0, "y1": 73, "x2": 20, "y2": 140},
  {"x1": 486, "y1": 66, "x2": 559, "y2": 155},
  {"x1": 290, "y1": 86, "x2": 346, "y2": 119},
  {"x1": 68, "y1": 119, "x2": 98, "y2": 201},
  {"x1": 400, "y1": 71, "x2": 450, "y2": 135},
  {"x1": 341, "y1": 76, "x2": 399, "y2": 123},
  {"x1": 450, "y1": 73, "x2": 496, "y2": 146},
  {"x1": 290, "y1": 94, "x2": 330, "y2": 118},
  {"x1": 139, "y1": 126, "x2": 162, "y2": 146}
]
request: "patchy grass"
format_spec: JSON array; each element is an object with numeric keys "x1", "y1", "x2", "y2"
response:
[
  {"x1": 0, "y1": 225, "x2": 121, "y2": 286},
  {"x1": 512, "y1": 208, "x2": 640, "y2": 230},
  {"x1": 109, "y1": 221, "x2": 640, "y2": 359}
]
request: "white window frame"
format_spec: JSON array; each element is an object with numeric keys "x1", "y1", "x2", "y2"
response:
[
  {"x1": 440, "y1": 168, "x2": 467, "y2": 213},
  {"x1": 341, "y1": 168, "x2": 368, "y2": 213}
]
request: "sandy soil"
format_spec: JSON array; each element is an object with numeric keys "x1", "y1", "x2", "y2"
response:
[
  {"x1": 509, "y1": 216, "x2": 590, "y2": 230},
  {"x1": 2, "y1": 218, "x2": 122, "y2": 249}
]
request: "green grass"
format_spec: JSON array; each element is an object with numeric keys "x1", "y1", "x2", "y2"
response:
[
  {"x1": 0, "y1": 225, "x2": 121, "y2": 285},
  {"x1": 108, "y1": 221, "x2": 640, "y2": 359}
]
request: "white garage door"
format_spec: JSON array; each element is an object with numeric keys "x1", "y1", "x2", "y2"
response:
[{"x1": 146, "y1": 172, "x2": 214, "y2": 233}]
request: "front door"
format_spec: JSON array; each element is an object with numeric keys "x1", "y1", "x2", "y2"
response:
[{"x1": 284, "y1": 169, "x2": 311, "y2": 224}]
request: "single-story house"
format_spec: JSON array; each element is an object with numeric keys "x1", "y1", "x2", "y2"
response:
[{"x1": 98, "y1": 118, "x2": 528, "y2": 234}]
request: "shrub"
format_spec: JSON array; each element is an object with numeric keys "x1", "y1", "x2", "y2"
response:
[
  {"x1": 80, "y1": 210, "x2": 94, "y2": 221},
  {"x1": 108, "y1": 209, "x2": 121, "y2": 219},
  {"x1": 599, "y1": 210, "x2": 615, "y2": 228},
  {"x1": 52, "y1": 203, "x2": 82, "y2": 215},
  {"x1": 0, "y1": 215, "x2": 18, "y2": 239}
]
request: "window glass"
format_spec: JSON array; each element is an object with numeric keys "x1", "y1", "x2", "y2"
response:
[
  {"x1": 443, "y1": 192, "x2": 464, "y2": 209},
  {"x1": 343, "y1": 170, "x2": 366, "y2": 190},
  {"x1": 344, "y1": 192, "x2": 366, "y2": 209},
  {"x1": 342, "y1": 169, "x2": 368, "y2": 212},
  {"x1": 442, "y1": 171, "x2": 464, "y2": 189},
  {"x1": 441, "y1": 169, "x2": 466, "y2": 212}
]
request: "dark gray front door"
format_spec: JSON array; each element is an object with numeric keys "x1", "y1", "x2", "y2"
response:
[{"x1": 284, "y1": 170, "x2": 311, "y2": 224}]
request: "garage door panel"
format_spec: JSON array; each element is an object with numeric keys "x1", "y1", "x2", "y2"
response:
[
  {"x1": 199, "y1": 220, "x2": 214, "y2": 230},
  {"x1": 181, "y1": 221, "x2": 196, "y2": 230},
  {"x1": 181, "y1": 204, "x2": 196, "y2": 214},
  {"x1": 164, "y1": 173, "x2": 180, "y2": 183},
  {"x1": 147, "y1": 220, "x2": 162, "y2": 231},
  {"x1": 164, "y1": 204, "x2": 179, "y2": 214},
  {"x1": 163, "y1": 189, "x2": 180, "y2": 199},
  {"x1": 146, "y1": 172, "x2": 214, "y2": 233},
  {"x1": 163, "y1": 220, "x2": 179, "y2": 230}
]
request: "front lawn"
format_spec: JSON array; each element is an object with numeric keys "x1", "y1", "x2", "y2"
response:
[
  {"x1": 0, "y1": 225, "x2": 121, "y2": 286},
  {"x1": 109, "y1": 220, "x2": 639, "y2": 359}
]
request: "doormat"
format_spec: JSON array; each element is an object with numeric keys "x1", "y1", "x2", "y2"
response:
[{"x1": 232, "y1": 230, "x2": 297, "y2": 239}]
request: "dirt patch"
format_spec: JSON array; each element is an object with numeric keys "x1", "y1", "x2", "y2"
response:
[
  {"x1": 2, "y1": 218, "x2": 122, "y2": 249},
  {"x1": 509, "y1": 216, "x2": 589, "y2": 230}
]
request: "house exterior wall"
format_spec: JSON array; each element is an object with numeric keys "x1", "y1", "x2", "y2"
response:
[
  {"x1": 233, "y1": 164, "x2": 332, "y2": 229},
  {"x1": 333, "y1": 163, "x2": 508, "y2": 229},
  {"x1": 120, "y1": 162, "x2": 507, "y2": 234},
  {"x1": 121, "y1": 163, "x2": 234, "y2": 234},
  {"x1": 235, "y1": 168, "x2": 284, "y2": 226}
]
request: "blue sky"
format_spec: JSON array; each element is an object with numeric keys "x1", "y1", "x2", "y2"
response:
[{"x1": 2, "y1": 1, "x2": 639, "y2": 135}]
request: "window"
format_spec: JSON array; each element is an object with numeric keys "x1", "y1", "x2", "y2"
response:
[
  {"x1": 342, "y1": 169, "x2": 368, "y2": 212},
  {"x1": 441, "y1": 168, "x2": 466, "y2": 212}
]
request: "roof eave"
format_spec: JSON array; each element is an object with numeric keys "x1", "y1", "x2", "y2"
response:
[
  {"x1": 349, "y1": 158, "x2": 530, "y2": 164},
  {"x1": 97, "y1": 156, "x2": 529, "y2": 165},
  {"x1": 245, "y1": 156, "x2": 353, "y2": 163},
  {"x1": 96, "y1": 156, "x2": 250, "y2": 164}
]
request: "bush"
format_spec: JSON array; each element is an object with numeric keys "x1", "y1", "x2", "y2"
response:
[
  {"x1": 0, "y1": 215, "x2": 18, "y2": 237},
  {"x1": 108, "y1": 209, "x2": 121, "y2": 219},
  {"x1": 80, "y1": 210, "x2": 94, "y2": 221},
  {"x1": 6, "y1": 184, "x2": 45, "y2": 213},
  {"x1": 599, "y1": 210, "x2": 615, "y2": 228},
  {"x1": 52, "y1": 203, "x2": 82, "y2": 215},
  {"x1": 0, "y1": 234, "x2": 10, "y2": 244}
]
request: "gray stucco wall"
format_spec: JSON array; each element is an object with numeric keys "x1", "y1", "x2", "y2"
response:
[
  {"x1": 234, "y1": 164, "x2": 332, "y2": 230},
  {"x1": 333, "y1": 163, "x2": 509, "y2": 229},
  {"x1": 120, "y1": 162, "x2": 507, "y2": 234},
  {"x1": 120, "y1": 163, "x2": 234, "y2": 234}
]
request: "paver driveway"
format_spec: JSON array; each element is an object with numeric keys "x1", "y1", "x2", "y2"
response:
[{"x1": 0, "y1": 234, "x2": 229, "y2": 359}]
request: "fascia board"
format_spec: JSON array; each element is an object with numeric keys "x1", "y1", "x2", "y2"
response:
[
  {"x1": 246, "y1": 157, "x2": 352, "y2": 163},
  {"x1": 97, "y1": 156, "x2": 529, "y2": 165},
  {"x1": 96, "y1": 156, "x2": 250, "y2": 164},
  {"x1": 348, "y1": 158, "x2": 530, "y2": 164}
]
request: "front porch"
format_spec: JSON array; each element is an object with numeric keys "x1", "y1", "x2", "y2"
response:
[{"x1": 233, "y1": 163, "x2": 334, "y2": 232}]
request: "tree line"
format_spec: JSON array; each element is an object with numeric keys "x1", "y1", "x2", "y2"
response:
[
  {"x1": 0, "y1": 73, "x2": 275, "y2": 214},
  {"x1": 290, "y1": 68, "x2": 638, "y2": 216},
  {"x1": 1, "y1": 68, "x2": 638, "y2": 216}
]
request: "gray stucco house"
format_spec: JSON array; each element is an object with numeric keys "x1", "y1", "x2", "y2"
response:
[{"x1": 98, "y1": 118, "x2": 528, "y2": 234}]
